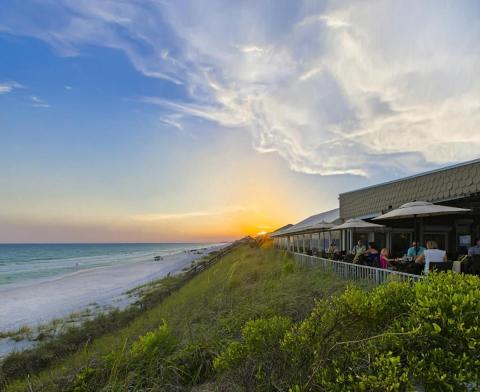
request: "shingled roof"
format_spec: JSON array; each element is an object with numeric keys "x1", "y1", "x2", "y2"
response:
[
  {"x1": 271, "y1": 208, "x2": 340, "y2": 236},
  {"x1": 339, "y1": 159, "x2": 480, "y2": 220}
]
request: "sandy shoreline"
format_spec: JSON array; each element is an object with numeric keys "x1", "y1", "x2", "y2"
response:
[{"x1": 0, "y1": 244, "x2": 227, "y2": 357}]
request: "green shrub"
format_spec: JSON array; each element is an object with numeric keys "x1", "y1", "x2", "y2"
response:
[
  {"x1": 395, "y1": 272, "x2": 480, "y2": 390},
  {"x1": 214, "y1": 316, "x2": 292, "y2": 390},
  {"x1": 166, "y1": 343, "x2": 216, "y2": 386},
  {"x1": 130, "y1": 321, "x2": 177, "y2": 361},
  {"x1": 215, "y1": 273, "x2": 480, "y2": 391}
]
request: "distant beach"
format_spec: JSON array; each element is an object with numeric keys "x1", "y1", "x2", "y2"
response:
[{"x1": 0, "y1": 243, "x2": 227, "y2": 357}]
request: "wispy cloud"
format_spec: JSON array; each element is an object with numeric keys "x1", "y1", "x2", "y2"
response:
[
  {"x1": 0, "y1": 80, "x2": 23, "y2": 94},
  {"x1": 30, "y1": 95, "x2": 50, "y2": 108},
  {"x1": 2, "y1": 1, "x2": 479, "y2": 177},
  {"x1": 131, "y1": 206, "x2": 251, "y2": 221}
]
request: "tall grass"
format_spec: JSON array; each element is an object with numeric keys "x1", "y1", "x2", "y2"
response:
[{"x1": 3, "y1": 243, "x2": 350, "y2": 391}]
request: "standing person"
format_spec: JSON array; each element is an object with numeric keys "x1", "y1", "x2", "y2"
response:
[
  {"x1": 468, "y1": 238, "x2": 480, "y2": 256},
  {"x1": 352, "y1": 240, "x2": 366, "y2": 255},
  {"x1": 416, "y1": 241, "x2": 447, "y2": 275},
  {"x1": 407, "y1": 241, "x2": 426, "y2": 258}
]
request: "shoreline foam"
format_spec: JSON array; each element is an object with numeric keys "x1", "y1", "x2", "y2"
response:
[{"x1": 0, "y1": 244, "x2": 227, "y2": 357}]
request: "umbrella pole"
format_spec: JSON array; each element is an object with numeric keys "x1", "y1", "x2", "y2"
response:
[
  {"x1": 414, "y1": 215, "x2": 418, "y2": 255},
  {"x1": 352, "y1": 228, "x2": 354, "y2": 253}
]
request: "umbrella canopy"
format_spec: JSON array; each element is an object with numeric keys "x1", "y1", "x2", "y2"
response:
[
  {"x1": 282, "y1": 221, "x2": 334, "y2": 234},
  {"x1": 330, "y1": 219, "x2": 385, "y2": 231},
  {"x1": 373, "y1": 201, "x2": 470, "y2": 220},
  {"x1": 307, "y1": 222, "x2": 335, "y2": 231}
]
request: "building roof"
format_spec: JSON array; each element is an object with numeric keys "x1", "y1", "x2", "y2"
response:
[
  {"x1": 339, "y1": 158, "x2": 480, "y2": 220},
  {"x1": 270, "y1": 223, "x2": 293, "y2": 234},
  {"x1": 271, "y1": 208, "x2": 341, "y2": 236}
]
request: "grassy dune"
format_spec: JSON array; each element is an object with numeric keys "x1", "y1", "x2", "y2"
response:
[
  {"x1": 6, "y1": 243, "x2": 477, "y2": 391},
  {"x1": 3, "y1": 242, "x2": 350, "y2": 391}
]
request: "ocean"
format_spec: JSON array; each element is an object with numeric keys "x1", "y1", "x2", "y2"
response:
[{"x1": 0, "y1": 243, "x2": 215, "y2": 288}]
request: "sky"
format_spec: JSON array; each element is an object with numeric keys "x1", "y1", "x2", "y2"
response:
[{"x1": 0, "y1": 0, "x2": 479, "y2": 243}]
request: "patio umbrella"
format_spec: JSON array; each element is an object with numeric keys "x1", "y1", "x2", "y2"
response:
[
  {"x1": 308, "y1": 222, "x2": 335, "y2": 231},
  {"x1": 373, "y1": 201, "x2": 470, "y2": 252},
  {"x1": 330, "y1": 219, "x2": 385, "y2": 252},
  {"x1": 285, "y1": 221, "x2": 335, "y2": 251},
  {"x1": 330, "y1": 219, "x2": 385, "y2": 231}
]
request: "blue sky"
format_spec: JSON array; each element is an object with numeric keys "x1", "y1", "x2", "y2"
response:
[{"x1": 0, "y1": 0, "x2": 479, "y2": 242}]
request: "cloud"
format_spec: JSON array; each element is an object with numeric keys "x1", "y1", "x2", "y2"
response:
[
  {"x1": 131, "y1": 205, "x2": 251, "y2": 221},
  {"x1": 2, "y1": 1, "x2": 480, "y2": 177},
  {"x1": 0, "y1": 80, "x2": 23, "y2": 94},
  {"x1": 30, "y1": 95, "x2": 50, "y2": 108}
]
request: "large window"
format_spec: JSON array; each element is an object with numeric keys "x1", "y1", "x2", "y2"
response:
[
  {"x1": 391, "y1": 232, "x2": 412, "y2": 258},
  {"x1": 330, "y1": 230, "x2": 341, "y2": 251},
  {"x1": 375, "y1": 232, "x2": 386, "y2": 250},
  {"x1": 424, "y1": 233, "x2": 447, "y2": 251},
  {"x1": 312, "y1": 233, "x2": 320, "y2": 251},
  {"x1": 353, "y1": 232, "x2": 369, "y2": 250},
  {"x1": 318, "y1": 232, "x2": 325, "y2": 250}
]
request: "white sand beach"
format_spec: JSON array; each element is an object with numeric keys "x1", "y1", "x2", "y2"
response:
[{"x1": 0, "y1": 245, "x2": 226, "y2": 333}]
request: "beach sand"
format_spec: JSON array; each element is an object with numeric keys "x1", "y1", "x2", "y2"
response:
[{"x1": 0, "y1": 244, "x2": 226, "y2": 357}]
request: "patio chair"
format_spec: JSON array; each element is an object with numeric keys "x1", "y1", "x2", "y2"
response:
[
  {"x1": 467, "y1": 255, "x2": 480, "y2": 275},
  {"x1": 429, "y1": 261, "x2": 453, "y2": 273},
  {"x1": 343, "y1": 254, "x2": 355, "y2": 263},
  {"x1": 403, "y1": 262, "x2": 423, "y2": 275}
]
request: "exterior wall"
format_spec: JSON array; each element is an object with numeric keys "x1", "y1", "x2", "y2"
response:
[{"x1": 339, "y1": 160, "x2": 480, "y2": 220}]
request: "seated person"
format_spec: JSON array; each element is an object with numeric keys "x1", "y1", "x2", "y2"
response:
[
  {"x1": 407, "y1": 241, "x2": 426, "y2": 258},
  {"x1": 415, "y1": 240, "x2": 447, "y2": 275},
  {"x1": 379, "y1": 248, "x2": 395, "y2": 269},
  {"x1": 364, "y1": 242, "x2": 380, "y2": 267},
  {"x1": 327, "y1": 241, "x2": 337, "y2": 255},
  {"x1": 351, "y1": 240, "x2": 366, "y2": 255},
  {"x1": 468, "y1": 238, "x2": 480, "y2": 257}
]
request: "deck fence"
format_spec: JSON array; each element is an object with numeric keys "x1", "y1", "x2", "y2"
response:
[
  {"x1": 293, "y1": 252, "x2": 423, "y2": 285},
  {"x1": 187, "y1": 243, "x2": 236, "y2": 275}
]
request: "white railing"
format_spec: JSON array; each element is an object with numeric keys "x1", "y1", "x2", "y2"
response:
[{"x1": 293, "y1": 253, "x2": 423, "y2": 285}]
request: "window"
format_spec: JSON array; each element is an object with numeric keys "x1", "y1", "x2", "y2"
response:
[
  {"x1": 353, "y1": 232, "x2": 369, "y2": 249},
  {"x1": 391, "y1": 232, "x2": 412, "y2": 258},
  {"x1": 375, "y1": 232, "x2": 386, "y2": 250},
  {"x1": 424, "y1": 233, "x2": 447, "y2": 251},
  {"x1": 330, "y1": 230, "x2": 341, "y2": 250}
]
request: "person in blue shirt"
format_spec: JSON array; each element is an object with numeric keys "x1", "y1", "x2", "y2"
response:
[
  {"x1": 407, "y1": 241, "x2": 426, "y2": 258},
  {"x1": 468, "y1": 238, "x2": 480, "y2": 256}
]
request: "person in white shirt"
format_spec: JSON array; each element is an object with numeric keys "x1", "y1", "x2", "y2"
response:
[
  {"x1": 415, "y1": 240, "x2": 447, "y2": 275},
  {"x1": 351, "y1": 240, "x2": 366, "y2": 255}
]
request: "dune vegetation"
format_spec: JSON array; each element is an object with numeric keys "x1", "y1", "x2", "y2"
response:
[{"x1": 1, "y1": 241, "x2": 479, "y2": 391}]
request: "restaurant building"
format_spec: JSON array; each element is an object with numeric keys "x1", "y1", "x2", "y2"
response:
[{"x1": 272, "y1": 159, "x2": 480, "y2": 257}]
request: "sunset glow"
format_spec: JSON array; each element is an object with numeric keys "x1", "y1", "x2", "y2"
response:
[{"x1": 1, "y1": 1, "x2": 479, "y2": 242}]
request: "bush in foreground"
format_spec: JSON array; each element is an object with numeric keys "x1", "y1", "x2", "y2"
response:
[{"x1": 217, "y1": 272, "x2": 480, "y2": 391}]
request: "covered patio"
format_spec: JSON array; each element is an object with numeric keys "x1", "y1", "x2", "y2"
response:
[{"x1": 271, "y1": 159, "x2": 480, "y2": 275}]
